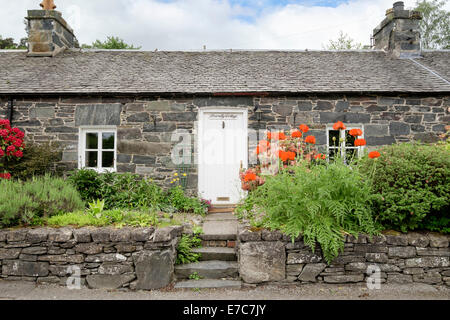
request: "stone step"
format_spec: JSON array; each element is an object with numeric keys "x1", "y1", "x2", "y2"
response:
[
  {"x1": 193, "y1": 247, "x2": 237, "y2": 261},
  {"x1": 200, "y1": 220, "x2": 238, "y2": 241},
  {"x1": 175, "y1": 279, "x2": 242, "y2": 289},
  {"x1": 175, "y1": 260, "x2": 239, "y2": 279},
  {"x1": 208, "y1": 206, "x2": 236, "y2": 213},
  {"x1": 205, "y1": 212, "x2": 238, "y2": 221}
]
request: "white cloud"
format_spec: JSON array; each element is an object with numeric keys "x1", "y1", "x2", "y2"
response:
[{"x1": 0, "y1": 0, "x2": 447, "y2": 50}]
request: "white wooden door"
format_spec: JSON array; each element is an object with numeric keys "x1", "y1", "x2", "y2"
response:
[{"x1": 198, "y1": 109, "x2": 247, "y2": 205}]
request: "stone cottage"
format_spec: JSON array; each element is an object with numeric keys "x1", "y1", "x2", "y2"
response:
[{"x1": 0, "y1": 1, "x2": 449, "y2": 205}]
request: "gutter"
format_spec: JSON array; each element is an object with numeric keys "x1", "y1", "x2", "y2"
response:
[{"x1": 7, "y1": 98, "x2": 14, "y2": 125}]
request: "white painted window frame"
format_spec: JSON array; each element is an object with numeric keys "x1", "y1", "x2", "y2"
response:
[
  {"x1": 326, "y1": 124, "x2": 365, "y2": 161},
  {"x1": 78, "y1": 126, "x2": 117, "y2": 173}
]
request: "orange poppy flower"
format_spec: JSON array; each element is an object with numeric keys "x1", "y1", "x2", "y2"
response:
[
  {"x1": 333, "y1": 121, "x2": 346, "y2": 130},
  {"x1": 354, "y1": 139, "x2": 366, "y2": 147},
  {"x1": 291, "y1": 130, "x2": 302, "y2": 138},
  {"x1": 349, "y1": 129, "x2": 363, "y2": 137},
  {"x1": 244, "y1": 172, "x2": 257, "y2": 182},
  {"x1": 272, "y1": 132, "x2": 286, "y2": 140},
  {"x1": 287, "y1": 151, "x2": 296, "y2": 161},
  {"x1": 315, "y1": 153, "x2": 326, "y2": 160},
  {"x1": 266, "y1": 132, "x2": 272, "y2": 140},
  {"x1": 299, "y1": 124, "x2": 309, "y2": 133},
  {"x1": 369, "y1": 151, "x2": 381, "y2": 159},
  {"x1": 305, "y1": 135, "x2": 316, "y2": 144}
]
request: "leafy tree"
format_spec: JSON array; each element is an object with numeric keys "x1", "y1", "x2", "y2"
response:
[
  {"x1": 0, "y1": 36, "x2": 27, "y2": 49},
  {"x1": 81, "y1": 36, "x2": 141, "y2": 50},
  {"x1": 323, "y1": 31, "x2": 363, "y2": 50},
  {"x1": 415, "y1": 0, "x2": 450, "y2": 49}
]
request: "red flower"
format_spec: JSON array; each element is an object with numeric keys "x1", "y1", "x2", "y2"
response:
[
  {"x1": 299, "y1": 124, "x2": 309, "y2": 133},
  {"x1": 349, "y1": 129, "x2": 363, "y2": 137},
  {"x1": 272, "y1": 132, "x2": 286, "y2": 140},
  {"x1": 244, "y1": 172, "x2": 257, "y2": 182},
  {"x1": 0, "y1": 172, "x2": 11, "y2": 180},
  {"x1": 369, "y1": 151, "x2": 381, "y2": 159},
  {"x1": 286, "y1": 151, "x2": 296, "y2": 161},
  {"x1": 6, "y1": 145, "x2": 15, "y2": 152},
  {"x1": 14, "y1": 150, "x2": 23, "y2": 158},
  {"x1": 354, "y1": 139, "x2": 367, "y2": 147},
  {"x1": 291, "y1": 130, "x2": 302, "y2": 138},
  {"x1": 333, "y1": 121, "x2": 346, "y2": 130},
  {"x1": 305, "y1": 135, "x2": 316, "y2": 144},
  {"x1": 0, "y1": 149, "x2": 4, "y2": 157},
  {"x1": 266, "y1": 132, "x2": 272, "y2": 140},
  {"x1": 13, "y1": 139, "x2": 23, "y2": 148},
  {"x1": 279, "y1": 151, "x2": 289, "y2": 162},
  {"x1": 0, "y1": 129, "x2": 8, "y2": 137},
  {"x1": 315, "y1": 153, "x2": 326, "y2": 160}
]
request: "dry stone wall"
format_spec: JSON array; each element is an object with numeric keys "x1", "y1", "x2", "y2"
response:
[
  {"x1": 0, "y1": 226, "x2": 183, "y2": 290},
  {"x1": 238, "y1": 228, "x2": 450, "y2": 286}
]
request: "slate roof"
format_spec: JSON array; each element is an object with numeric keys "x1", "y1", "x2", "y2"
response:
[{"x1": 0, "y1": 49, "x2": 449, "y2": 95}]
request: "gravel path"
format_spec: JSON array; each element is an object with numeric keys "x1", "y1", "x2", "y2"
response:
[{"x1": 0, "y1": 280, "x2": 449, "y2": 300}]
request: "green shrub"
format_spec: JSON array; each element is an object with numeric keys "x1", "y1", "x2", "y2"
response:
[
  {"x1": 5, "y1": 142, "x2": 62, "y2": 180},
  {"x1": 0, "y1": 175, "x2": 85, "y2": 228},
  {"x1": 358, "y1": 142, "x2": 450, "y2": 233},
  {"x1": 167, "y1": 186, "x2": 208, "y2": 215},
  {"x1": 176, "y1": 234, "x2": 202, "y2": 265},
  {"x1": 237, "y1": 161, "x2": 379, "y2": 264},
  {"x1": 68, "y1": 169, "x2": 207, "y2": 214},
  {"x1": 46, "y1": 209, "x2": 159, "y2": 228},
  {"x1": 67, "y1": 169, "x2": 102, "y2": 204}
]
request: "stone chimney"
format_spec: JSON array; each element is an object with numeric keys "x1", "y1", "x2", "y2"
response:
[
  {"x1": 26, "y1": 5, "x2": 77, "y2": 57},
  {"x1": 372, "y1": 1, "x2": 422, "y2": 58}
]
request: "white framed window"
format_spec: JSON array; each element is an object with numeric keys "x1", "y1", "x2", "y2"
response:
[
  {"x1": 326, "y1": 125, "x2": 364, "y2": 162},
  {"x1": 79, "y1": 127, "x2": 117, "y2": 172}
]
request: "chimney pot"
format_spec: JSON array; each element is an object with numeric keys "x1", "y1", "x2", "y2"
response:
[
  {"x1": 393, "y1": 1, "x2": 404, "y2": 11},
  {"x1": 373, "y1": 2, "x2": 422, "y2": 58},
  {"x1": 26, "y1": 7, "x2": 77, "y2": 57},
  {"x1": 40, "y1": 0, "x2": 56, "y2": 11}
]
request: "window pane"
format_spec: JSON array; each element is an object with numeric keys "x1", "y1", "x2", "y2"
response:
[
  {"x1": 86, "y1": 133, "x2": 98, "y2": 149},
  {"x1": 328, "y1": 148, "x2": 338, "y2": 160},
  {"x1": 346, "y1": 131, "x2": 356, "y2": 147},
  {"x1": 102, "y1": 151, "x2": 114, "y2": 168},
  {"x1": 102, "y1": 133, "x2": 115, "y2": 150},
  {"x1": 329, "y1": 130, "x2": 340, "y2": 147},
  {"x1": 86, "y1": 151, "x2": 98, "y2": 167}
]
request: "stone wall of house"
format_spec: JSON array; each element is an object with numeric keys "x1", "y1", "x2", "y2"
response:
[
  {"x1": 0, "y1": 94, "x2": 448, "y2": 193},
  {"x1": 0, "y1": 226, "x2": 183, "y2": 290},
  {"x1": 238, "y1": 228, "x2": 450, "y2": 286}
]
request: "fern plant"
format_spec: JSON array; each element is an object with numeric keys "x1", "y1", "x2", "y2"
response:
[
  {"x1": 237, "y1": 161, "x2": 379, "y2": 264},
  {"x1": 176, "y1": 234, "x2": 202, "y2": 265}
]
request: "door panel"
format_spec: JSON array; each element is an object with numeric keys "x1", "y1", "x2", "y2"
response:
[{"x1": 199, "y1": 110, "x2": 247, "y2": 205}]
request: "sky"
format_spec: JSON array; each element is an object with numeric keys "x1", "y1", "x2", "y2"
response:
[{"x1": 0, "y1": 0, "x2": 448, "y2": 50}]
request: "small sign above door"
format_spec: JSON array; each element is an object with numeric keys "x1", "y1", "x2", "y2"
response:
[{"x1": 208, "y1": 114, "x2": 238, "y2": 120}]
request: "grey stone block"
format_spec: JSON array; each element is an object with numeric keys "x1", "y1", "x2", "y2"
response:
[
  {"x1": 75, "y1": 104, "x2": 122, "y2": 126},
  {"x1": 2, "y1": 260, "x2": 49, "y2": 277},
  {"x1": 389, "y1": 122, "x2": 410, "y2": 135},
  {"x1": 239, "y1": 241, "x2": 286, "y2": 284},
  {"x1": 298, "y1": 263, "x2": 326, "y2": 282},
  {"x1": 133, "y1": 250, "x2": 174, "y2": 290}
]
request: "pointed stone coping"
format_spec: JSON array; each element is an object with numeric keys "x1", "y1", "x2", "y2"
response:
[
  {"x1": 200, "y1": 220, "x2": 238, "y2": 240},
  {"x1": 175, "y1": 260, "x2": 238, "y2": 279},
  {"x1": 175, "y1": 279, "x2": 242, "y2": 289},
  {"x1": 205, "y1": 212, "x2": 238, "y2": 221},
  {"x1": 193, "y1": 247, "x2": 237, "y2": 261}
]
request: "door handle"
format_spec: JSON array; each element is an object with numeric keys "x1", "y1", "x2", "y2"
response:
[{"x1": 222, "y1": 121, "x2": 225, "y2": 129}]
